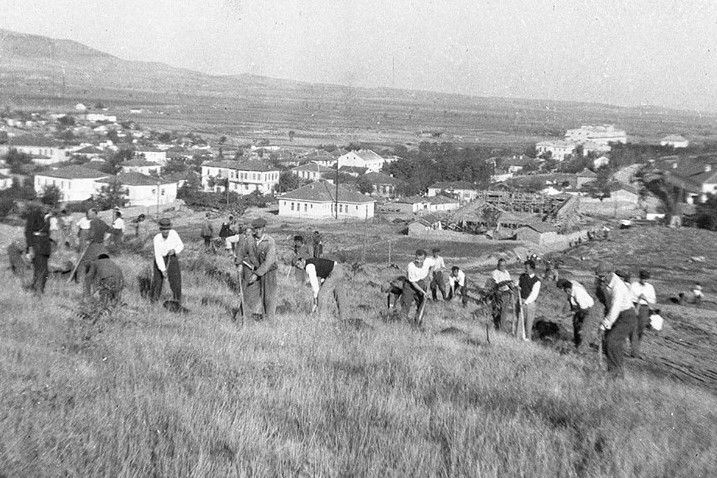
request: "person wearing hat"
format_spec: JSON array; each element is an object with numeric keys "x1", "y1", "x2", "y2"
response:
[
  {"x1": 293, "y1": 256, "x2": 346, "y2": 320},
  {"x1": 200, "y1": 212, "x2": 214, "y2": 249},
  {"x1": 557, "y1": 278, "x2": 596, "y2": 353},
  {"x1": 22, "y1": 202, "x2": 52, "y2": 295},
  {"x1": 311, "y1": 230, "x2": 323, "y2": 259},
  {"x1": 236, "y1": 217, "x2": 277, "y2": 320},
  {"x1": 629, "y1": 270, "x2": 656, "y2": 359},
  {"x1": 84, "y1": 253, "x2": 124, "y2": 307},
  {"x1": 292, "y1": 235, "x2": 312, "y2": 284},
  {"x1": 73, "y1": 208, "x2": 111, "y2": 283},
  {"x1": 595, "y1": 261, "x2": 638, "y2": 378},
  {"x1": 151, "y1": 218, "x2": 184, "y2": 303},
  {"x1": 428, "y1": 247, "x2": 448, "y2": 301}
]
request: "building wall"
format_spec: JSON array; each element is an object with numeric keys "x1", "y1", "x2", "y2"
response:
[
  {"x1": 278, "y1": 200, "x2": 374, "y2": 219},
  {"x1": 34, "y1": 175, "x2": 102, "y2": 202},
  {"x1": 202, "y1": 165, "x2": 279, "y2": 195},
  {"x1": 337, "y1": 152, "x2": 384, "y2": 173},
  {"x1": 0, "y1": 145, "x2": 68, "y2": 164},
  {"x1": 122, "y1": 165, "x2": 160, "y2": 175},
  {"x1": 122, "y1": 183, "x2": 178, "y2": 207},
  {"x1": 137, "y1": 151, "x2": 167, "y2": 164},
  {"x1": 0, "y1": 177, "x2": 12, "y2": 190}
]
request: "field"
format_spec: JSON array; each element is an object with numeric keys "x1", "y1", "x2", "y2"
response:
[{"x1": 1, "y1": 219, "x2": 717, "y2": 477}]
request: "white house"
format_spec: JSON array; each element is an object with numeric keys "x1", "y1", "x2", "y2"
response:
[
  {"x1": 661, "y1": 135, "x2": 689, "y2": 149},
  {"x1": 278, "y1": 182, "x2": 375, "y2": 220},
  {"x1": 0, "y1": 136, "x2": 69, "y2": 165},
  {"x1": 427, "y1": 181, "x2": 478, "y2": 201},
  {"x1": 134, "y1": 147, "x2": 167, "y2": 165},
  {"x1": 337, "y1": 149, "x2": 386, "y2": 173},
  {"x1": 593, "y1": 156, "x2": 610, "y2": 169},
  {"x1": 565, "y1": 125, "x2": 627, "y2": 146},
  {"x1": 120, "y1": 159, "x2": 161, "y2": 176},
  {"x1": 72, "y1": 145, "x2": 105, "y2": 161},
  {"x1": 34, "y1": 166, "x2": 109, "y2": 202},
  {"x1": 95, "y1": 173, "x2": 178, "y2": 207},
  {"x1": 291, "y1": 162, "x2": 335, "y2": 182},
  {"x1": 83, "y1": 113, "x2": 117, "y2": 123},
  {"x1": 75, "y1": 103, "x2": 87, "y2": 111},
  {"x1": 582, "y1": 141, "x2": 612, "y2": 156},
  {"x1": 363, "y1": 172, "x2": 407, "y2": 198},
  {"x1": 302, "y1": 149, "x2": 338, "y2": 167},
  {"x1": 0, "y1": 173, "x2": 12, "y2": 190},
  {"x1": 201, "y1": 160, "x2": 280, "y2": 195},
  {"x1": 426, "y1": 195, "x2": 460, "y2": 212},
  {"x1": 536, "y1": 140, "x2": 577, "y2": 161}
]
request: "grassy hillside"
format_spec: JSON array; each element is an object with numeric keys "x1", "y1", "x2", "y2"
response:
[{"x1": 1, "y1": 222, "x2": 716, "y2": 476}]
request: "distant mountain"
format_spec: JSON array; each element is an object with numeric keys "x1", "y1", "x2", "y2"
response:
[{"x1": 1, "y1": 28, "x2": 714, "y2": 140}]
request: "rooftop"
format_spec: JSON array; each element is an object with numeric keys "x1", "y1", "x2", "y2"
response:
[
  {"x1": 36, "y1": 166, "x2": 108, "y2": 180},
  {"x1": 9, "y1": 135, "x2": 61, "y2": 148},
  {"x1": 202, "y1": 160, "x2": 277, "y2": 172},
  {"x1": 281, "y1": 181, "x2": 374, "y2": 203},
  {"x1": 292, "y1": 162, "x2": 335, "y2": 173},
  {"x1": 121, "y1": 159, "x2": 159, "y2": 168},
  {"x1": 96, "y1": 172, "x2": 175, "y2": 187},
  {"x1": 429, "y1": 181, "x2": 477, "y2": 191}
]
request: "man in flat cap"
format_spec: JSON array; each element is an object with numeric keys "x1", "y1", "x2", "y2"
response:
[
  {"x1": 629, "y1": 269, "x2": 656, "y2": 359},
  {"x1": 22, "y1": 202, "x2": 52, "y2": 295},
  {"x1": 236, "y1": 217, "x2": 277, "y2": 320},
  {"x1": 595, "y1": 261, "x2": 638, "y2": 378},
  {"x1": 151, "y1": 218, "x2": 184, "y2": 303}
]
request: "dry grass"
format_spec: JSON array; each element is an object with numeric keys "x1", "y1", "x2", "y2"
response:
[{"x1": 1, "y1": 225, "x2": 717, "y2": 477}]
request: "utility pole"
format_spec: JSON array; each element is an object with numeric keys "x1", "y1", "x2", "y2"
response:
[{"x1": 335, "y1": 163, "x2": 339, "y2": 219}]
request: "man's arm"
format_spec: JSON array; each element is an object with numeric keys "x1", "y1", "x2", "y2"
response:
[
  {"x1": 524, "y1": 280, "x2": 541, "y2": 304},
  {"x1": 173, "y1": 231, "x2": 184, "y2": 255},
  {"x1": 153, "y1": 236, "x2": 166, "y2": 273},
  {"x1": 253, "y1": 239, "x2": 277, "y2": 277},
  {"x1": 306, "y1": 264, "x2": 321, "y2": 298},
  {"x1": 645, "y1": 284, "x2": 657, "y2": 305},
  {"x1": 603, "y1": 283, "x2": 626, "y2": 329}
]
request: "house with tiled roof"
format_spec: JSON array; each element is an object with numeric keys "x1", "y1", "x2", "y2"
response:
[
  {"x1": 120, "y1": 159, "x2": 161, "y2": 176},
  {"x1": 201, "y1": 160, "x2": 279, "y2": 195},
  {"x1": 576, "y1": 168, "x2": 598, "y2": 188},
  {"x1": 425, "y1": 194, "x2": 460, "y2": 212},
  {"x1": 96, "y1": 173, "x2": 178, "y2": 207},
  {"x1": 536, "y1": 140, "x2": 577, "y2": 162},
  {"x1": 33, "y1": 166, "x2": 109, "y2": 202},
  {"x1": 291, "y1": 162, "x2": 335, "y2": 182},
  {"x1": 278, "y1": 181, "x2": 375, "y2": 219},
  {"x1": 134, "y1": 147, "x2": 167, "y2": 164},
  {"x1": 363, "y1": 172, "x2": 407, "y2": 198},
  {"x1": 0, "y1": 136, "x2": 69, "y2": 165},
  {"x1": 661, "y1": 135, "x2": 689, "y2": 149},
  {"x1": 73, "y1": 145, "x2": 105, "y2": 161},
  {"x1": 337, "y1": 149, "x2": 386, "y2": 173},
  {"x1": 427, "y1": 181, "x2": 478, "y2": 202},
  {"x1": 663, "y1": 158, "x2": 717, "y2": 204}
]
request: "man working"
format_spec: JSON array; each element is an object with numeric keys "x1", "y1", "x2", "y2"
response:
[
  {"x1": 596, "y1": 262, "x2": 638, "y2": 379},
  {"x1": 292, "y1": 235, "x2": 312, "y2": 284},
  {"x1": 556, "y1": 278, "x2": 595, "y2": 353},
  {"x1": 23, "y1": 202, "x2": 52, "y2": 295},
  {"x1": 491, "y1": 258, "x2": 513, "y2": 332},
  {"x1": 111, "y1": 210, "x2": 125, "y2": 247},
  {"x1": 311, "y1": 230, "x2": 323, "y2": 258},
  {"x1": 294, "y1": 256, "x2": 346, "y2": 320},
  {"x1": 151, "y1": 218, "x2": 184, "y2": 303},
  {"x1": 74, "y1": 208, "x2": 110, "y2": 282},
  {"x1": 401, "y1": 249, "x2": 433, "y2": 327},
  {"x1": 237, "y1": 218, "x2": 277, "y2": 320},
  {"x1": 84, "y1": 253, "x2": 124, "y2": 307},
  {"x1": 447, "y1": 266, "x2": 468, "y2": 307},
  {"x1": 630, "y1": 270, "x2": 656, "y2": 359},
  {"x1": 428, "y1": 248, "x2": 448, "y2": 301},
  {"x1": 224, "y1": 223, "x2": 245, "y2": 255},
  {"x1": 517, "y1": 260, "x2": 541, "y2": 341},
  {"x1": 200, "y1": 212, "x2": 214, "y2": 249}
]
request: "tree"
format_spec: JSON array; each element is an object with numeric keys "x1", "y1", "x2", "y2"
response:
[
  {"x1": 356, "y1": 175, "x2": 373, "y2": 194},
  {"x1": 94, "y1": 102, "x2": 106, "y2": 109},
  {"x1": 41, "y1": 185, "x2": 62, "y2": 208},
  {"x1": 95, "y1": 180, "x2": 127, "y2": 209},
  {"x1": 276, "y1": 170, "x2": 301, "y2": 193},
  {"x1": 58, "y1": 115, "x2": 75, "y2": 126},
  {"x1": 163, "y1": 158, "x2": 188, "y2": 175},
  {"x1": 4, "y1": 148, "x2": 33, "y2": 174}
]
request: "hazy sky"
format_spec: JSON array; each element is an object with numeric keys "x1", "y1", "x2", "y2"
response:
[{"x1": 1, "y1": 0, "x2": 716, "y2": 111}]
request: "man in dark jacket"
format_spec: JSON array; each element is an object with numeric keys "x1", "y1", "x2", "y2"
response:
[
  {"x1": 236, "y1": 217, "x2": 277, "y2": 320},
  {"x1": 74, "y1": 208, "x2": 110, "y2": 282},
  {"x1": 24, "y1": 203, "x2": 52, "y2": 295},
  {"x1": 84, "y1": 253, "x2": 124, "y2": 306}
]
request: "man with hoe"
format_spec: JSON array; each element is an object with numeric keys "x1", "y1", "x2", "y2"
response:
[
  {"x1": 556, "y1": 278, "x2": 595, "y2": 353},
  {"x1": 294, "y1": 255, "x2": 346, "y2": 320},
  {"x1": 401, "y1": 249, "x2": 433, "y2": 327},
  {"x1": 84, "y1": 253, "x2": 124, "y2": 307},
  {"x1": 151, "y1": 218, "x2": 184, "y2": 304},
  {"x1": 237, "y1": 218, "x2": 278, "y2": 321}
]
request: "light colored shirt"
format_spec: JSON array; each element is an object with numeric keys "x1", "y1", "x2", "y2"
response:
[
  {"x1": 568, "y1": 280, "x2": 594, "y2": 310},
  {"x1": 603, "y1": 273, "x2": 634, "y2": 329},
  {"x1": 449, "y1": 270, "x2": 465, "y2": 288},
  {"x1": 407, "y1": 260, "x2": 432, "y2": 282},
  {"x1": 430, "y1": 255, "x2": 446, "y2": 273},
  {"x1": 305, "y1": 263, "x2": 322, "y2": 298},
  {"x1": 225, "y1": 234, "x2": 241, "y2": 251},
  {"x1": 153, "y1": 230, "x2": 184, "y2": 272},
  {"x1": 113, "y1": 218, "x2": 125, "y2": 232},
  {"x1": 49, "y1": 216, "x2": 59, "y2": 231},
  {"x1": 630, "y1": 281, "x2": 656, "y2": 306},
  {"x1": 77, "y1": 217, "x2": 91, "y2": 230},
  {"x1": 492, "y1": 269, "x2": 511, "y2": 291}
]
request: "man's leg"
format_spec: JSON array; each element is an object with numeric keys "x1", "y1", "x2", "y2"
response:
[
  {"x1": 261, "y1": 269, "x2": 278, "y2": 319},
  {"x1": 150, "y1": 260, "x2": 164, "y2": 302},
  {"x1": 605, "y1": 309, "x2": 637, "y2": 378},
  {"x1": 573, "y1": 309, "x2": 585, "y2": 349},
  {"x1": 500, "y1": 292, "x2": 513, "y2": 333},
  {"x1": 166, "y1": 256, "x2": 182, "y2": 303},
  {"x1": 401, "y1": 281, "x2": 416, "y2": 319},
  {"x1": 318, "y1": 264, "x2": 344, "y2": 320},
  {"x1": 632, "y1": 305, "x2": 650, "y2": 357},
  {"x1": 32, "y1": 254, "x2": 49, "y2": 295},
  {"x1": 523, "y1": 302, "x2": 536, "y2": 340},
  {"x1": 436, "y1": 272, "x2": 448, "y2": 300},
  {"x1": 414, "y1": 279, "x2": 427, "y2": 327}
]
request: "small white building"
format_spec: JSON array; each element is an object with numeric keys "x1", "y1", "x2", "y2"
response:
[
  {"x1": 201, "y1": 160, "x2": 280, "y2": 195},
  {"x1": 83, "y1": 113, "x2": 117, "y2": 123},
  {"x1": 75, "y1": 103, "x2": 87, "y2": 111},
  {"x1": 565, "y1": 125, "x2": 627, "y2": 146},
  {"x1": 0, "y1": 173, "x2": 12, "y2": 190},
  {"x1": 337, "y1": 149, "x2": 386, "y2": 173},
  {"x1": 291, "y1": 162, "x2": 335, "y2": 182},
  {"x1": 0, "y1": 136, "x2": 69, "y2": 165},
  {"x1": 425, "y1": 195, "x2": 460, "y2": 212},
  {"x1": 95, "y1": 173, "x2": 178, "y2": 207},
  {"x1": 582, "y1": 141, "x2": 612, "y2": 157},
  {"x1": 427, "y1": 181, "x2": 478, "y2": 201},
  {"x1": 34, "y1": 166, "x2": 109, "y2": 202},
  {"x1": 661, "y1": 135, "x2": 689, "y2": 149},
  {"x1": 536, "y1": 140, "x2": 577, "y2": 162},
  {"x1": 135, "y1": 147, "x2": 167, "y2": 165},
  {"x1": 278, "y1": 182, "x2": 375, "y2": 220},
  {"x1": 593, "y1": 156, "x2": 610, "y2": 169},
  {"x1": 120, "y1": 159, "x2": 161, "y2": 176}
]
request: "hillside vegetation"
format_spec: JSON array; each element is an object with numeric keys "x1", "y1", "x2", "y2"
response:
[{"x1": 1, "y1": 222, "x2": 716, "y2": 477}]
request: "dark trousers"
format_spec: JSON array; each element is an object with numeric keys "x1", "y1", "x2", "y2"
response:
[
  {"x1": 32, "y1": 254, "x2": 49, "y2": 295},
  {"x1": 202, "y1": 236, "x2": 211, "y2": 247},
  {"x1": 430, "y1": 271, "x2": 448, "y2": 301},
  {"x1": 151, "y1": 255, "x2": 182, "y2": 303},
  {"x1": 492, "y1": 290, "x2": 513, "y2": 332},
  {"x1": 630, "y1": 304, "x2": 651, "y2": 356},
  {"x1": 573, "y1": 307, "x2": 596, "y2": 352},
  {"x1": 604, "y1": 308, "x2": 638, "y2": 378},
  {"x1": 401, "y1": 278, "x2": 428, "y2": 326}
]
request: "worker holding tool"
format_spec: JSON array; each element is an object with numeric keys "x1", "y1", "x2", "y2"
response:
[
  {"x1": 629, "y1": 270, "x2": 656, "y2": 359},
  {"x1": 293, "y1": 256, "x2": 346, "y2": 320},
  {"x1": 556, "y1": 278, "x2": 595, "y2": 353},
  {"x1": 401, "y1": 249, "x2": 433, "y2": 327},
  {"x1": 516, "y1": 260, "x2": 541, "y2": 341}
]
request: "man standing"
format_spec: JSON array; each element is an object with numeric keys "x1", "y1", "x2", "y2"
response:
[
  {"x1": 429, "y1": 248, "x2": 448, "y2": 301},
  {"x1": 491, "y1": 258, "x2": 513, "y2": 332},
  {"x1": 401, "y1": 249, "x2": 433, "y2": 327},
  {"x1": 294, "y1": 256, "x2": 346, "y2": 320},
  {"x1": 311, "y1": 230, "x2": 323, "y2": 259},
  {"x1": 73, "y1": 208, "x2": 110, "y2": 282},
  {"x1": 84, "y1": 253, "x2": 124, "y2": 307},
  {"x1": 557, "y1": 278, "x2": 595, "y2": 353},
  {"x1": 517, "y1": 260, "x2": 541, "y2": 341},
  {"x1": 447, "y1": 266, "x2": 466, "y2": 303},
  {"x1": 24, "y1": 203, "x2": 52, "y2": 295},
  {"x1": 200, "y1": 212, "x2": 214, "y2": 249},
  {"x1": 219, "y1": 215, "x2": 234, "y2": 240},
  {"x1": 630, "y1": 270, "x2": 656, "y2": 359},
  {"x1": 596, "y1": 262, "x2": 638, "y2": 379},
  {"x1": 237, "y1": 218, "x2": 277, "y2": 320},
  {"x1": 292, "y1": 235, "x2": 312, "y2": 284},
  {"x1": 151, "y1": 218, "x2": 184, "y2": 303},
  {"x1": 111, "y1": 210, "x2": 125, "y2": 247}
]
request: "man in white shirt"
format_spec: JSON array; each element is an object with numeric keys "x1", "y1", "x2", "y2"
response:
[
  {"x1": 151, "y1": 218, "x2": 184, "y2": 303},
  {"x1": 402, "y1": 249, "x2": 433, "y2": 326},
  {"x1": 294, "y1": 256, "x2": 345, "y2": 320},
  {"x1": 447, "y1": 266, "x2": 467, "y2": 305},
  {"x1": 112, "y1": 210, "x2": 125, "y2": 247},
  {"x1": 596, "y1": 262, "x2": 638, "y2": 378},
  {"x1": 429, "y1": 248, "x2": 448, "y2": 301},
  {"x1": 517, "y1": 260, "x2": 541, "y2": 341},
  {"x1": 491, "y1": 258, "x2": 513, "y2": 332},
  {"x1": 630, "y1": 270, "x2": 656, "y2": 359},
  {"x1": 557, "y1": 278, "x2": 596, "y2": 353}
]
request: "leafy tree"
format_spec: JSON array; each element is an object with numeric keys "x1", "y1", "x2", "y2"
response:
[
  {"x1": 524, "y1": 143, "x2": 537, "y2": 158},
  {"x1": 276, "y1": 170, "x2": 301, "y2": 193},
  {"x1": 95, "y1": 180, "x2": 127, "y2": 209},
  {"x1": 94, "y1": 102, "x2": 106, "y2": 109},
  {"x1": 41, "y1": 185, "x2": 62, "y2": 208},
  {"x1": 4, "y1": 148, "x2": 33, "y2": 174},
  {"x1": 218, "y1": 136, "x2": 227, "y2": 145},
  {"x1": 163, "y1": 158, "x2": 188, "y2": 175},
  {"x1": 695, "y1": 195, "x2": 717, "y2": 230},
  {"x1": 356, "y1": 175, "x2": 373, "y2": 194},
  {"x1": 58, "y1": 115, "x2": 75, "y2": 126},
  {"x1": 157, "y1": 132, "x2": 172, "y2": 143}
]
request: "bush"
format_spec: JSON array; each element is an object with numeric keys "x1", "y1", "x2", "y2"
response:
[{"x1": 0, "y1": 197, "x2": 15, "y2": 217}]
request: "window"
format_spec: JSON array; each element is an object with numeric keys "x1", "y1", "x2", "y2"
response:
[
  {"x1": 339, "y1": 204, "x2": 343, "y2": 213},
  {"x1": 356, "y1": 205, "x2": 359, "y2": 210},
  {"x1": 291, "y1": 202, "x2": 294, "y2": 211},
  {"x1": 152, "y1": 189, "x2": 156, "y2": 194},
  {"x1": 304, "y1": 203, "x2": 307, "y2": 212},
  {"x1": 161, "y1": 189, "x2": 165, "y2": 196}
]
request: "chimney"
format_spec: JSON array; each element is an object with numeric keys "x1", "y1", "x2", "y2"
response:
[{"x1": 706, "y1": 164, "x2": 712, "y2": 173}]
